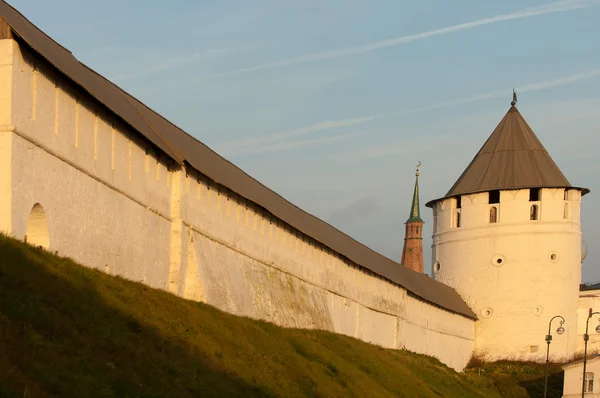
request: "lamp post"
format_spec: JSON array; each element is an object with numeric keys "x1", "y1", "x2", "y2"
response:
[
  {"x1": 582, "y1": 309, "x2": 600, "y2": 398},
  {"x1": 544, "y1": 315, "x2": 565, "y2": 398}
]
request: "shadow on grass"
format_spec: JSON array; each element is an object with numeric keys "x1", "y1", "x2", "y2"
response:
[
  {"x1": 518, "y1": 372, "x2": 564, "y2": 398},
  {"x1": 0, "y1": 235, "x2": 566, "y2": 398},
  {"x1": 0, "y1": 238, "x2": 273, "y2": 398},
  {"x1": 465, "y1": 358, "x2": 565, "y2": 398}
]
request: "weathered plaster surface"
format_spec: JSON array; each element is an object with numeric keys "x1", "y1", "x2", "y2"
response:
[{"x1": 0, "y1": 40, "x2": 475, "y2": 371}]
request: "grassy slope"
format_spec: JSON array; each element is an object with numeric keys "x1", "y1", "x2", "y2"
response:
[{"x1": 0, "y1": 235, "x2": 564, "y2": 397}]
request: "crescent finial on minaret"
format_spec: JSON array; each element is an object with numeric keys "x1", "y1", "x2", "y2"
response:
[{"x1": 416, "y1": 161, "x2": 421, "y2": 177}]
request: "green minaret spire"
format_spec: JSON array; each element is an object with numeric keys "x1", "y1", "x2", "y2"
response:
[{"x1": 407, "y1": 162, "x2": 423, "y2": 223}]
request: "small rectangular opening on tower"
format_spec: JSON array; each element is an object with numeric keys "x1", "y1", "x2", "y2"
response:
[
  {"x1": 455, "y1": 196, "x2": 462, "y2": 209},
  {"x1": 529, "y1": 188, "x2": 540, "y2": 202},
  {"x1": 489, "y1": 190, "x2": 500, "y2": 204}
]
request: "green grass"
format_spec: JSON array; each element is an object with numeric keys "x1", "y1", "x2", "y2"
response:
[{"x1": 0, "y1": 234, "x2": 564, "y2": 397}]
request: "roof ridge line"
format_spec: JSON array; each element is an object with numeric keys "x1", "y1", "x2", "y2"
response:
[
  {"x1": 76, "y1": 62, "x2": 184, "y2": 164},
  {"x1": 121, "y1": 93, "x2": 184, "y2": 163}
]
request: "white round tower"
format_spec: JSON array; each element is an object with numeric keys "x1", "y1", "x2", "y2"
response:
[{"x1": 426, "y1": 99, "x2": 589, "y2": 362}]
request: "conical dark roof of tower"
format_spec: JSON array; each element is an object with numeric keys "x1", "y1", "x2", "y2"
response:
[
  {"x1": 407, "y1": 173, "x2": 423, "y2": 223},
  {"x1": 426, "y1": 104, "x2": 589, "y2": 207}
]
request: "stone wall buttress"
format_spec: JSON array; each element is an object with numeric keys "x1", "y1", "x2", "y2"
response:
[
  {"x1": 0, "y1": 129, "x2": 11, "y2": 234},
  {"x1": 169, "y1": 168, "x2": 185, "y2": 295},
  {"x1": 0, "y1": 40, "x2": 13, "y2": 234}
]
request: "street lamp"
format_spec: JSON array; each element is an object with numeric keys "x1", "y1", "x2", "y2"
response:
[
  {"x1": 544, "y1": 315, "x2": 565, "y2": 398},
  {"x1": 582, "y1": 309, "x2": 600, "y2": 398}
]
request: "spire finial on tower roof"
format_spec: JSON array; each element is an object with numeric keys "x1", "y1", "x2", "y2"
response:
[
  {"x1": 511, "y1": 89, "x2": 517, "y2": 106},
  {"x1": 407, "y1": 162, "x2": 423, "y2": 223}
]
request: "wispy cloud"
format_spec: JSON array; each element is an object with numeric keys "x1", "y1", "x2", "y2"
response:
[
  {"x1": 345, "y1": 96, "x2": 600, "y2": 163},
  {"x1": 219, "y1": 67, "x2": 600, "y2": 157},
  {"x1": 204, "y1": 0, "x2": 599, "y2": 80},
  {"x1": 221, "y1": 130, "x2": 368, "y2": 157},
  {"x1": 222, "y1": 116, "x2": 378, "y2": 153},
  {"x1": 110, "y1": 47, "x2": 256, "y2": 81},
  {"x1": 111, "y1": 54, "x2": 203, "y2": 81}
]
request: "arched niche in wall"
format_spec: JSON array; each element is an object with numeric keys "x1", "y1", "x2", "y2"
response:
[{"x1": 25, "y1": 203, "x2": 50, "y2": 249}]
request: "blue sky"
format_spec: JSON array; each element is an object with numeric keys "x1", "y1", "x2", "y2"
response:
[{"x1": 10, "y1": 0, "x2": 600, "y2": 281}]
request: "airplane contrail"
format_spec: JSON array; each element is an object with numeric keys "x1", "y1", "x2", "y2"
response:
[
  {"x1": 205, "y1": 0, "x2": 599, "y2": 80},
  {"x1": 219, "y1": 68, "x2": 600, "y2": 156}
]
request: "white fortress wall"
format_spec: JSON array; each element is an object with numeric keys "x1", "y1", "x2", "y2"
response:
[
  {"x1": 6, "y1": 39, "x2": 174, "y2": 289},
  {"x1": 433, "y1": 188, "x2": 582, "y2": 361},
  {"x1": 176, "y1": 170, "x2": 474, "y2": 369},
  {"x1": 1, "y1": 39, "x2": 475, "y2": 371}
]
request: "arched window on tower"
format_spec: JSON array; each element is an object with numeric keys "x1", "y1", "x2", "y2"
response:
[
  {"x1": 530, "y1": 204, "x2": 539, "y2": 221},
  {"x1": 489, "y1": 206, "x2": 498, "y2": 223}
]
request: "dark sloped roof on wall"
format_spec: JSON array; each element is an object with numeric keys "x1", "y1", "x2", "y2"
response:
[
  {"x1": 0, "y1": 1, "x2": 475, "y2": 319},
  {"x1": 426, "y1": 105, "x2": 589, "y2": 207}
]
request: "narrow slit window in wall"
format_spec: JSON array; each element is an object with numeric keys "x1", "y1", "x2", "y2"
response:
[{"x1": 455, "y1": 211, "x2": 461, "y2": 228}]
